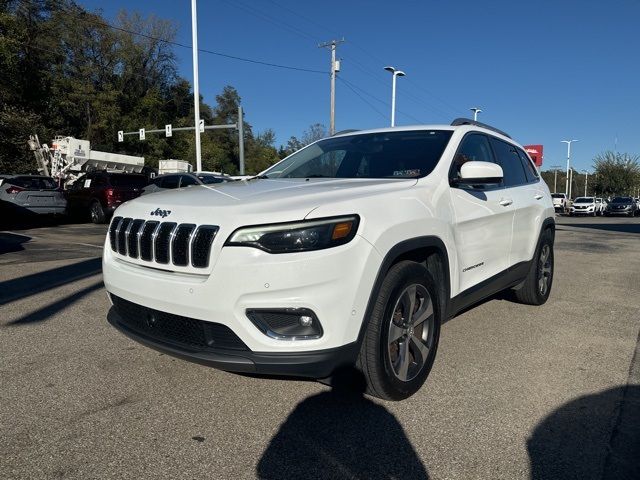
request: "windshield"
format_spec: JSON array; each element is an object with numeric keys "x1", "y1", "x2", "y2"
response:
[
  {"x1": 109, "y1": 174, "x2": 147, "y2": 188},
  {"x1": 575, "y1": 197, "x2": 594, "y2": 203},
  {"x1": 551, "y1": 194, "x2": 565, "y2": 198},
  {"x1": 264, "y1": 130, "x2": 453, "y2": 179},
  {"x1": 611, "y1": 197, "x2": 633, "y2": 203}
]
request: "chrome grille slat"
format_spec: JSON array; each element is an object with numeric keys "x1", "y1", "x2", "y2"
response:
[
  {"x1": 109, "y1": 217, "x2": 122, "y2": 251},
  {"x1": 127, "y1": 219, "x2": 145, "y2": 259},
  {"x1": 191, "y1": 226, "x2": 219, "y2": 268},
  {"x1": 139, "y1": 221, "x2": 160, "y2": 261},
  {"x1": 117, "y1": 218, "x2": 132, "y2": 255},
  {"x1": 154, "y1": 222, "x2": 177, "y2": 264},
  {"x1": 171, "y1": 224, "x2": 196, "y2": 267},
  {"x1": 111, "y1": 219, "x2": 217, "y2": 269}
]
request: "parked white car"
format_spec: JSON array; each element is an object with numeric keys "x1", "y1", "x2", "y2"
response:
[
  {"x1": 102, "y1": 119, "x2": 555, "y2": 400},
  {"x1": 570, "y1": 197, "x2": 598, "y2": 216},
  {"x1": 551, "y1": 193, "x2": 567, "y2": 213}
]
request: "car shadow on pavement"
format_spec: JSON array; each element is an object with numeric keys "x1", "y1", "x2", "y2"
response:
[
  {"x1": 256, "y1": 368, "x2": 429, "y2": 480},
  {"x1": 4, "y1": 280, "x2": 104, "y2": 327},
  {"x1": 527, "y1": 385, "x2": 640, "y2": 480},
  {"x1": 557, "y1": 223, "x2": 640, "y2": 235},
  {"x1": 0, "y1": 257, "x2": 102, "y2": 305},
  {"x1": 0, "y1": 232, "x2": 31, "y2": 254}
]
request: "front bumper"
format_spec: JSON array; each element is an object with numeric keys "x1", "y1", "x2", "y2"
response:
[
  {"x1": 571, "y1": 207, "x2": 595, "y2": 214},
  {"x1": 107, "y1": 307, "x2": 359, "y2": 377},
  {"x1": 103, "y1": 234, "x2": 382, "y2": 354},
  {"x1": 605, "y1": 208, "x2": 632, "y2": 215}
]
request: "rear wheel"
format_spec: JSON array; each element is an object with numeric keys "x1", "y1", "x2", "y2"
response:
[
  {"x1": 90, "y1": 200, "x2": 106, "y2": 224},
  {"x1": 357, "y1": 261, "x2": 441, "y2": 401},
  {"x1": 514, "y1": 229, "x2": 554, "y2": 305}
]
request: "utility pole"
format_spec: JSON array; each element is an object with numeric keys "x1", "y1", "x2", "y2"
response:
[
  {"x1": 319, "y1": 39, "x2": 344, "y2": 135},
  {"x1": 238, "y1": 106, "x2": 245, "y2": 175},
  {"x1": 191, "y1": 0, "x2": 202, "y2": 172}
]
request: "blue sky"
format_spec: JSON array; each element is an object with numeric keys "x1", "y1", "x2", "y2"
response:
[{"x1": 80, "y1": 0, "x2": 639, "y2": 172}]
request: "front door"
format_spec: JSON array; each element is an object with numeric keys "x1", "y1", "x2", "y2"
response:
[{"x1": 448, "y1": 133, "x2": 514, "y2": 294}]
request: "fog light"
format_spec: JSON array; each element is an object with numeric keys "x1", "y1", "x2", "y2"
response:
[{"x1": 246, "y1": 308, "x2": 322, "y2": 340}]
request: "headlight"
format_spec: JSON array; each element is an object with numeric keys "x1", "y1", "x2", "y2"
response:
[{"x1": 226, "y1": 215, "x2": 360, "y2": 253}]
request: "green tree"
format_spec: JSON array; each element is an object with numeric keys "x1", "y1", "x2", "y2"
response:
[{"x1": 591, "y1": 151, "x2": 640, "y2": 196}]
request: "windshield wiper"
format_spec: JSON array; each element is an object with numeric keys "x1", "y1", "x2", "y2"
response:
[{"x1": 246, "y1": 174, "x2": 269, "y2": 181}]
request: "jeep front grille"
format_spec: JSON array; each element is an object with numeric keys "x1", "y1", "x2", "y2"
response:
[{"x1": 109, "y1": 217, "x2": 218, "y2": 269}]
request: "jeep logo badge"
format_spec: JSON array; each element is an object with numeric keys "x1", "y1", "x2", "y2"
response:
[{"x1": 150, "y1": 208, "x2": 172, "y2": 218}]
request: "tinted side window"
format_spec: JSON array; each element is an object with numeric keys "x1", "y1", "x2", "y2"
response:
[
  {"x1": 490, "y1": 138, "x2": 527, "y2": 187},
  {"x1": 450, "y1": 133, "x2": 499, "y2": 189},
  {"x1": 516, "y1": 148, "x2": 539, "y2": 183},
  {"x1": 160, "y1": 176, "x2": 180, "y2": 189},
  {"x1": 179, "y1": 175, "x2": 198, "y2": 187}
]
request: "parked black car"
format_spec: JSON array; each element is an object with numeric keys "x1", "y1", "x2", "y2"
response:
[
  {"x1": 604, "y1": 197, "x2": 638, "y2": 217},
  {"x1": 65, "y1": 171, "x2": 147, "y2": 223}
]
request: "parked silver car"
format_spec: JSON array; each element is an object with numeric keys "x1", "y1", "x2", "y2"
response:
[{"x1": 0, "y1": 175, "x2": 66, "y2": 216}]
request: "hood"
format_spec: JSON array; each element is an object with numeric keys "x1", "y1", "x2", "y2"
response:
[{"x1": 114, "y1": 177, "x2": 417, "y2": 227}]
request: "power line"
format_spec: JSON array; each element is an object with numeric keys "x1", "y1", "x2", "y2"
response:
[
  {"x1": 257, "y1": 0, "x2": 463, "y2": 120},
  {"x1": 337, "y1": 77, "x2": 387, "y2": 121},
  {"x1": 16, "y1": 0, "x2": 327, "y2": 75},
  {"x1": 340, "y1": 77, "x2": 424, "y2": 124}
]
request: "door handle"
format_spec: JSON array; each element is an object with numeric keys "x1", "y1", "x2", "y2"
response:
[
  {"x1": 499, "y1": 198, "x2": 513, "y2": 207},
  {"x1": 534, "y1": 194, "x2": 543, "y2": 200}
]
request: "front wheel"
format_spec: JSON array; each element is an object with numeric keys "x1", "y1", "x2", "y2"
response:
[{"x1": 357, "y1": 261, "x2": 441, "y2": 401}]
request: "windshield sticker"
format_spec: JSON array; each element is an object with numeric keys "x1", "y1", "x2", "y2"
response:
[{"x1": 393, "y1": 169, "x2": 421, "y2": 177}]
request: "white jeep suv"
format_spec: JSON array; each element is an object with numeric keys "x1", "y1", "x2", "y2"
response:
[{"x1": 103, "y1": 119, "x2": 555, "y2": 400}]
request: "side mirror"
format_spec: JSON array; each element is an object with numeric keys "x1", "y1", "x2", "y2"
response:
[{"x1": 458, "y1": 161, "x2": 503, "y2": 185}]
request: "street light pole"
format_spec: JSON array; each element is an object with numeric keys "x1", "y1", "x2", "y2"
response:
[
  {"x1": 561, "y1": 139, "x2": 578, "y2": 199},
  {"x1": 550, "y1": 165, "x2": 562, "y2": 193},
  {"x1": 191, "y1": 0, "x2": 202, "y2": 172},
  {"x1": 384, "y1": 66, "x2": 406, "y2": 127},
  {"x1": 470, "y1": 107, "x2": 482, "y2": 121},
  {"x1": 583, "y1": 170, "x2": 589, "y2": 197}
]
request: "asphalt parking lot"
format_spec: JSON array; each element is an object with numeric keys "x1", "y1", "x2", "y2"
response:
[{"x1": 1, "y1": 216, "x2": 639, "y2": 479}]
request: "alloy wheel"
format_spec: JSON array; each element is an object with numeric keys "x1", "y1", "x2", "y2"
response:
[
  {"x1": 538, "y1": 244, "x2": 552, "y2": 296},
  {"x1": 387, "y1": 284, "x2": 435, "y2": 382}
]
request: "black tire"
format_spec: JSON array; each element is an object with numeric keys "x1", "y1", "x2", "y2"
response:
[
  {"x1": 89, "y1": 200, "x2": 106, "y2": 224},
  {"x1": 356, "y1": 261, "x2": 441, "y2": 401},
  {"x1": 514, "y1": 229, "x2": 554, "y2": 305}
]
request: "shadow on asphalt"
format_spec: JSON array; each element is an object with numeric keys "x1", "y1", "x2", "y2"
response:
[
  {"x1": 0, "y1": 257, "x2": 102, "y2": 305},
  {"x1": 528, "y1": 385, "x2": 640, "y2": 480},
  {"x1": 557, "y1": 222, "x2": 640, "y2": 234},
  {"x1": 257, "y1": 368, "x2": 429, "y2": 479},
  {"x1": 5, "y1": 281, "x2": 104, "y2": 326},
  {"x1": 0, "y1": 232, "x2": 31, "y2": 254}
]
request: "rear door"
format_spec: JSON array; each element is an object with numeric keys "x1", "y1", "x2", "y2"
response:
[
  {"x1": 489, "y1": 137, "x2": 543, "y2": 267},
  {"x1": 449, "y1": 133, "x2": 514, "y2": 293}
]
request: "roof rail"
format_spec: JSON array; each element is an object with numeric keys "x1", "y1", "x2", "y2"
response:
[
  {"x1": 450, "y1": 118, "x2": 511, "y2": 139},
  {"x1": 332, "y1": 129, "x2": 360, "y2": 136}
]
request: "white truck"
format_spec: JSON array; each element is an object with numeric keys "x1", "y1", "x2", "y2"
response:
[
  {"x1": 551, "y1": 193, "x2": 568, "y2": 213},
  {"x1": 29, "y1": 135, "x2": 145, "y2": 188}
]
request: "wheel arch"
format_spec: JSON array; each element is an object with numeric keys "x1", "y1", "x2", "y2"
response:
[{"x1": 356, "y1": 236, "x2": 451, "y2": 346}]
